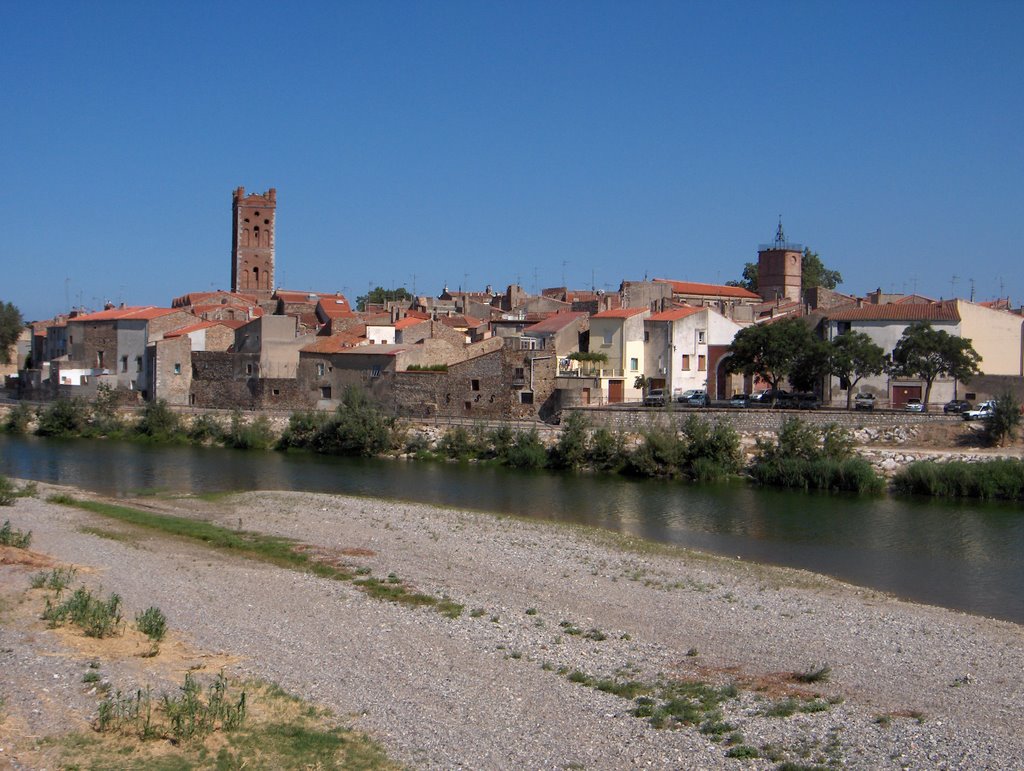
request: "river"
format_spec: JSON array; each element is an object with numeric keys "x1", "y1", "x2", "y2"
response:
[{"x1": 2, "y1": 434, "x2": 1022, "y2": 624}]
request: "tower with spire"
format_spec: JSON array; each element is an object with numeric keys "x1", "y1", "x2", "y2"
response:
[{"x1": 756, "y1": 216, "x2": 803, "y2": 303}]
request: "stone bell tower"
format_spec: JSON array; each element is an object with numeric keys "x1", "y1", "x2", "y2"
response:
[
  {"x1": 757, "y1": 216, "x2": 803, "y2": 303},
  {"x1": 231, "y1": 186, "x2": 276, "y2": 296}
]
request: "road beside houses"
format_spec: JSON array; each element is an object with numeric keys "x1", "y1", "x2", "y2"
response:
[{"x1": 2, "y1": 484, "x2": 1023, "y2": 769}]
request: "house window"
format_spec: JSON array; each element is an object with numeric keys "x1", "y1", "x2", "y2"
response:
[
  {"x1": 629, "y1": 357, "x2": 638, "y2": 372},
  {"x1": 121, "y1": 356, "x2": 128, "y2": 373},
  {"x1": 464, "y1": 401, "x2": 472, "y2": 412},
  {"x1": 682, "y1": 354, "x2": 691, "y2": 370},
  {"x1": 316, "y1": 362, "x2": 325, "y2": 377},
  {"x1": 245, "y1": 363, "x2": 254, "y2": 375},
  {"x1": 698, "y1": 355, "x2": 707, "y2": 371},
  {"x1": 189, "y1": 394, "x2": 196, "y2": 406},
  {"x1": 520, "y1": 391, "x2": 534, "y2": 404},
  {"x1": 135, "y1": 356, "x2": 142, "y2": 372},
  {"x1": 643, "y1": 331, "x2": 650, "y2": 342},
  {"x1": 320, "y1": 386, "x2": 332, "y2": 399},
  {"x1": 697, "y1": 330, "x2": 706, "y2": 345},
  {"x1": 471, "y1": 379, "x2": 480, "y2": 391},
  {"x1": 97, "y1": 350, "x2": 105, "y2": 368},
  {"x1": 370, "y1": 366, "x2": 382, "y2": 378},
  {"x1": 272, "y1": 388, "x2": 280, "y2": 396},
  {"x1": 837, "y1": 321, "x2": 852, "y2": 335},
  {"x1": 603, "y1": 330, "x2": 613, "y2": 345},
  {"x1": 174, "y1": 362, "x2": 182, "y2": 375},
  {"x1": 514, "y1": 367, "x2": 525, "y2": 381}
]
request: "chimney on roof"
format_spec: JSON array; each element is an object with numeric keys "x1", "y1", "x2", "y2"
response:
[{"x1": 856, "y1": 298, "x2": 863, "y2": 308}]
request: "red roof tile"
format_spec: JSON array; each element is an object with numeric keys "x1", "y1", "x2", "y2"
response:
[
  {"x1": 592, "y1": 307, "x2": 648, "y2": 319},
  {"x1": 655, "y1": 279, "x2": 760, "y2": 300},
  {"x1": 71, "y1": 306, "x2": 184, "y2": 322},
  {"x1": 827, "y1": 302, "x2": 960, "y2": 322},
  {"x1": 522, "y1": 312, "x2": 587, "y2": 334},
  {"x1": 647, "y1": 307, "x2": 704, "y2": 322},
  {"x1": 394, "y1": 316, "x2": 428, "y2": 330}
]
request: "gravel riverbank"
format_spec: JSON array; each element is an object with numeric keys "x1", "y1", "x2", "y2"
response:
[{"x1": 2, "y1": 484, "x2": 1022, "y2": 769}]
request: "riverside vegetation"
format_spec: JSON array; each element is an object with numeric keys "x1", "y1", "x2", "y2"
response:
[{"x1": 8, "y1": 385, "x2": 1024, "y2": 499}]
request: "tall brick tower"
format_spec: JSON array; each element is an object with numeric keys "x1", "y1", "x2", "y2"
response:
[
  {"x1": 757, "y1": 217, "x2": 802, "y2": 303},
  {"x1": 231, "y1": 186, "x2": 276, "y2": 296}
]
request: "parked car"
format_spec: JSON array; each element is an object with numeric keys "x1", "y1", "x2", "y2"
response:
[
  {"x1": 677, "y1": 389, "x2": 703, "y2": 403},
  {"x1": 963, "y1": 400, "x2": 996, "y2": 421},
  {"x1": 687, "y1": 391, "x2": 710, "y2": 406},
  {"x1": 792, "y1": 393, "x2": 821, "y2": 410},
  {"x1": 643, "y1": 388, "x2": 667, "y2": 407},
  {"x1": 751, "y1": 389, "x2": 791, "y2": 406},
  {"x1": 853, "y1": 393, "x2": 876, "y2": 411},
  {"x1": 729, "y1": 393, "x2": 750, "y2": 408},
  {"x1": 904, "y1": 398, "x2": 925, "y2": 413},
  {"x1": 943, "y1": 399, "x2": 973, "y2": 414}
]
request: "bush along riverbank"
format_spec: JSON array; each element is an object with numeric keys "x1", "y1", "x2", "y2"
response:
[{"x1": 10, "y1": 388, "x2": 1024, "y2": 500}]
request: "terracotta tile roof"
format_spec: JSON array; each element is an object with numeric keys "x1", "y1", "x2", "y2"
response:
[
  {"x1": 394, "y1": 316, "x2": 428, "y2": 330},
  {"x1": 893, "y1": 294, "x2": 938, "y2": 305},
  {"x1": 522, "y1": 312, "x2": 587, "y2": 334},
  {"x1": 647, "y1": 307, "x2": 704, "y2": 322},
  {"x1": 163, "y1": 320, "x2": 225, "y2": 338},
  {"x1": 439, "y1": 314, "x2": 484, "y2": 328},
  {"x1": 592, "y1": 307, "x2": 648, "y2": 319},
  {"x1": 655, "y1": 279, "x2": 761, "y2": 300},
  {"x1": 71, "y1": 306, "x2": 184, "y2": 322},
  {"x1": 827, "y1": 302, "x2": 960, "y2": 322},
  {"x1": 301, "y1": 334, "x2": 369, "y2": 354}
]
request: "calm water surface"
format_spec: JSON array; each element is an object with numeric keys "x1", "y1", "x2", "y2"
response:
[{"x1": 2, "y1": 434, "x2": 1022, "y2": 624}]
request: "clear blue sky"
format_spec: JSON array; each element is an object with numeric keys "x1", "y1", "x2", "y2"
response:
[{"x1": 3, "y1": 1, "x2": 1022, "y2": 321}]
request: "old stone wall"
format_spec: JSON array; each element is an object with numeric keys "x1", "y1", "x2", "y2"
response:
[
  {"x1": 152, "y1": 336, "x2": 192, "y2": 405},
  {"x1": 566, "y1": 405, "x2": 963, "y2": 434}
]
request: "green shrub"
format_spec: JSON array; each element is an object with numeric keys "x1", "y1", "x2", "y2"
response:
[
  {"x1": 680, "y1": 415, "x2": 742, "y2": 479},
  {"x1": 310, "y1": 387, "x2": 399, "y2": 456},
  {"x1": 437, "y1": 426, "x2": 478, "y2": 460},
  {"x1": 43, "y1": 586, "x2": 123, "y2": 638},
  {"x1": 550, "y1": 411, "x2": 590, "y2": 470},
  {"x1": 135, "y1": 400, "x2": 182, "y2": 441},
  {"x1": 588, "y1": 427, "x2": 627, "y2": 472},
  {"x1": 3, "y1": 402, "x2": 33, "y2": 434},
  {"x1": 36, "y1": 397, "x2": 92, "y2": 437},
  {"x1": 187, "y1": 414, "x2": 225, "y2": 444},
  {"x1": 625, "y1": 425, "x2": 683, "y2": 477},
  {"x1": 985, "y1": 391, "x2": 1022, "y2": 447},
  {"x1": 0, "y1": 518, "x2": 31, "y2": 546},
  {"x1": 135, "y1": 606, "x2": 168, "y2": 641},
  {"x1": 90, "y1": 384, "x2": 124, "y2": 436},
  {"x1": 276, "y1": 410, "x2": 327, "y2": 450},
  {"x1": 504, "y1": 428, "x2": 548, "y2": 469},
  {"x1": 227, "y1": 411, "x2": 276, "y2": 450}
]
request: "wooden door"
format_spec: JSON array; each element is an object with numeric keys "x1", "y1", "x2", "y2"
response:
[{"x1": 608, "y1": 380, "x2": 624, "y2": 403}]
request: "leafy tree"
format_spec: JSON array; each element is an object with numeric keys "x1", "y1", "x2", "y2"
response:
[
  {"x1": 789, "y1": 338, "x2": 831, "y2": 393},
  {"x1": 890, "y1": 322, "x2": 981, "y2": 409},
  {"x1": 633, "y1": 374, "x2": 650, "y2": 396},
  {"x1": 356, "y1": 287, "x2": 412, "y2": 312},
  {"x1": 551, "y1": 411, "x2": 590, "y2": 470},
  {"x1": 726, "y1": 263, "x2": 759, "y2": 292},
  {"x1": 829, "y1": 332, "x2": 887, "y2": 408},
  {"x1": 726, "y1": 249, "x2": 842, "y2": 292},
  {"x1": 985, "y1": 391, "x2": 1022, "y2": 447},
  {"x1": 800, "y1": 248, "x2": 842, "y2": 290},
  {"x1": 725, "y1": 318, "x2": 817, "y2": 402},
  {"x1": 0, "y1": 301, "x2": 24, "y2": 365}
]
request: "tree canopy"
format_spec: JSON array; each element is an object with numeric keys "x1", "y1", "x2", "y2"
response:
[
  {"x1": 726, "y1": 248, "x2": 843, "y2": 293},
  {"x1": 890, "y1": 322, "x2": 981, "y2": 408},
  {"x1": 0, "y1": 301, "x2": 24, "y2": 365},
  {"x1": 725, "y1": 317, "x2": 818, "y2": 399},
  {"x1": 355, "y1": 286, "x2": 413, "y2": 312},
  {"x1": 829, "y1": 331, "x2": 888, "y2": 408}
]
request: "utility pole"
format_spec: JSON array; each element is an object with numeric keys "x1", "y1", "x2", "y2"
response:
[{"x1": 969, "y1": 278, "x2": 975, "y2": 302}]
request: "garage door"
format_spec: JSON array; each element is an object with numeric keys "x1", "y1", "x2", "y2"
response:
[{"x1": 891, "y1": 384, "x2": 922, "y2": 409}]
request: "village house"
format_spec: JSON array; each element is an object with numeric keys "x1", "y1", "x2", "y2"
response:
[{"x1": 644, "y1": 306, "x2": 744, "y2": 400}]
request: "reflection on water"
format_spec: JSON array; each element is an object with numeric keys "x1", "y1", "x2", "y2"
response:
[{"x1": 2, "y1": 434, "x2": 1022, "y2": 624}]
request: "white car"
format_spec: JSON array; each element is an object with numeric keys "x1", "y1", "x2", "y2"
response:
[{"x1": 963, "y1": 401, "x2": 996, "y2": 421}]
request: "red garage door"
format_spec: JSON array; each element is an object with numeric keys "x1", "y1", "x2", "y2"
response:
[{"x1": 891, "y1": 385, "x2": 922, "y2": 409}]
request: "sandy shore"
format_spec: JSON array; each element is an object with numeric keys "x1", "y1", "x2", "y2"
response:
[{"x1": 2, "y1": 484, "x2": 1022, "y2": 769}]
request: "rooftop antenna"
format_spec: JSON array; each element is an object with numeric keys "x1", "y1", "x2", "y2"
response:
[
  {"x1": 411, "y1": 273, "x2": 417, "y2": 296},
  {"x1": 911, "y1": 275, "x2": 918, "y2": 294},
  {"x1": 533, "y1": 267, "x2": 539, "y2": 294},
  {"x1": 999, "y1": 276, "x2": 1005, "y2": 297},
  {"x1": 774, "y1": 215, "x2": 786, "y2": 248},
  {"x1": 950, "y1": 275, "x2": 959, "y2": 298},
  {"x1": 561, "y1": 259, "x2": 569, "y2": 287},
  {"x1": 969, "y1": 278, "x2": 975, "y2": 302},
  {"x1": 64, "y1": 277, "x2": 70, "y2": 311},
  {"x1": 591, "y1": 268, "x2": 595, "y2": 292}
]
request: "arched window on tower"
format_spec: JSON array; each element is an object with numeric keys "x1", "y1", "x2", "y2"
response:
[
  {"x1": 253, "y1": 226, "x2": 260, "y2": 246},
  {"x1": 242, "y1": 228, "x2": 250, "y2": 247},
  {"x1": 253, "y1": 267, "x2": 260, "y2": 288}
]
